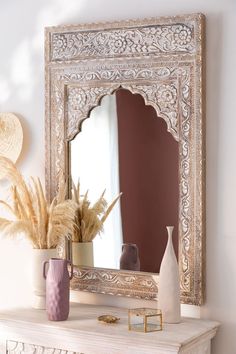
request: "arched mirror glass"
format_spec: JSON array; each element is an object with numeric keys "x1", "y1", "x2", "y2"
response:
[{"x1": 70, "y1": 89, "x2": 179, "y2": 273}]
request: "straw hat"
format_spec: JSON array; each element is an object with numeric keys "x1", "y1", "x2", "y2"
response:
[{"x1": 0, "y1": 113, "x2": 23, "y2": 178}]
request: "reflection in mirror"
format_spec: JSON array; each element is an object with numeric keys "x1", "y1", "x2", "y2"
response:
[{"x1": 70, "y1": 89, "x2": 179, "y2": 273}]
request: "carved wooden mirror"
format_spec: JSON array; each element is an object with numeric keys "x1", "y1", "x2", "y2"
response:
[{"x1": 45, "y1": 13, "x2": 205, "y2": 305}]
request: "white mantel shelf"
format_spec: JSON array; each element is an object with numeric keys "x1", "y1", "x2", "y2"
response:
[{"x1": 0, "y1": 303, "x2": 219, "y2": 354}]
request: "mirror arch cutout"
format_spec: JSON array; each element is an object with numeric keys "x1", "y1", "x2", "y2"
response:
[
  {"x1": 45, "y1": 13, "x2": 205, "y2": 305},
  {"x1": 66, "y1": 84, "x2": 179, "y2": 142}
]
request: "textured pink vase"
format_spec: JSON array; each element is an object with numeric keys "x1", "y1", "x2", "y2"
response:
[
  {"x1": 120, "y1": 243, "x2": 140, "y2": 271},
  {"x1": 43, "y1": 258, "x2": 73, "y2": 321}
]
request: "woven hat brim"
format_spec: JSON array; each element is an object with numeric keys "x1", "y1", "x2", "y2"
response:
[{"x1": 0, "y1": 113, "x2": 23, "y2": 179}]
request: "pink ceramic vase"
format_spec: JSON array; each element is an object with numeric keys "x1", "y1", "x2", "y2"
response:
[{"x1": 43, "y1": 258, "x2": 73, "y2": 321}]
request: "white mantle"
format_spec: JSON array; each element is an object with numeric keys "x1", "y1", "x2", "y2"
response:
[{"x1": 0, "y1": 303, "x2": 219, "y2": 353}]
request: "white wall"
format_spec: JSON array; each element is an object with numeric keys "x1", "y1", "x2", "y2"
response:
[{"x1": 0, "y1": 0, "x2": 235, "y2": 353}]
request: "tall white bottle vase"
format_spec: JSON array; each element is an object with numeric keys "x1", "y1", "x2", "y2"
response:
[{"x1": 158, "y1": 226, "x2": 181, "y2": 323}]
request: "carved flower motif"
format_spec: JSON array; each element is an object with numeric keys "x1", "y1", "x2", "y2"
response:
[
  {"x1": 110, "y1": 33, "x2": 133, "y2": 54},
  {"x1": 156, "y1": 85, "x2": 177, "y2": 109},
  {"x1": 53, "y1": 34, "x2": 68, "y2": 56},
  {"x1": 68, "y1": 88, "x2": 87, "y2": 111},
  {"x1": 173, "y1": 26, "x2": 192, "y2": 46}
]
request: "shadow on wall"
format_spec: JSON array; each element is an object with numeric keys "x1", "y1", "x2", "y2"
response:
[{"x1": 0, "y1": 0, "x2": 88, "y2": 106}]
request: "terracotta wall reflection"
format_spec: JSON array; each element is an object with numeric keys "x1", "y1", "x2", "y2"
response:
[{"x1": 116, "y1": 89, "x2": 179, "y2": 273}]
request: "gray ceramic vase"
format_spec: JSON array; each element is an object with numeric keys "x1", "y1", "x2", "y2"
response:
[
  {"x1": 43, "y1": 258, "x2": 73, "y2": 321},
  {"x1": 120, "y1": 243, "x2": 140, "y2": 271}
]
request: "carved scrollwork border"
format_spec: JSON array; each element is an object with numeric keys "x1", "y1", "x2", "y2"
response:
[
  {"x1": 71, "y1": 267, "x2": 158, "y2": 300},
  {"x1": 45, "y1": 14, "x2": 205, "y2": 305},
  {"x1": 7, "y1": 340, "x2": 78, "y2": 353}
]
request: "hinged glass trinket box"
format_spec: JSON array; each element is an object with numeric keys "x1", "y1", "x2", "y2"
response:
[{"x1": 128, "y1": 308, "x2": 162, "y2": 332}]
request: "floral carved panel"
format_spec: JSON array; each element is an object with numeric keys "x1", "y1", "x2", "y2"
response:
[
  {"x1": 50, "y1": 22, "x2": 196, "y2": 61},
  {"x1": 45, "y1": 14, "x2": 205, "y2": 305}
]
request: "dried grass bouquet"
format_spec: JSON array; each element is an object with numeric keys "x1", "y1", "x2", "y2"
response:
[
  {"x1": 0, "y1": 156, "x2": 77, "y2": 249},
  {"x1": 71, "y1": 181, "x2": 122, "y2": 243}
]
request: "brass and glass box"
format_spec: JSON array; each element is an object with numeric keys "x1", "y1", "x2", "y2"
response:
[{"x1": 128, "y1": 308, "x2": 162, "y2": 333}]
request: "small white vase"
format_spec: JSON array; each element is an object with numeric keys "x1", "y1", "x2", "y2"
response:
[
  {"x1": 158, "y1": 226, "x2": 180, "y2": 323},
  {"x1": 31, "y1": 248, "x2": 57, "y2": 309},
  {"x1": 72, "y1": 241, "x2": 94, "y2": 267}
]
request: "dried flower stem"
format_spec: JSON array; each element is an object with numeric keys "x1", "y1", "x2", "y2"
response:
[
  {"x1": 0, "y1": 156, "x2": 77, "y2": 249},
  {"x1": 72, "y1": 181, "x2": 122, "y2": 243}
]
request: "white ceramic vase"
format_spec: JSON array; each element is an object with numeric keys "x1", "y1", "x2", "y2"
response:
[
  {"x1": 32, "y1": 248, "x2": 57, "y2": 309},
  {"x1": 72, "y1": 241, "x2": 94, "y2": 267},
  {"x1": 158, "y1": 226, "x2": 180, "y2": 323}
]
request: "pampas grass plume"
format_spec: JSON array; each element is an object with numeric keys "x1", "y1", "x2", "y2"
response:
[{"x1": 0, "y1": 156, "x2": 77, "y2": 249}]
